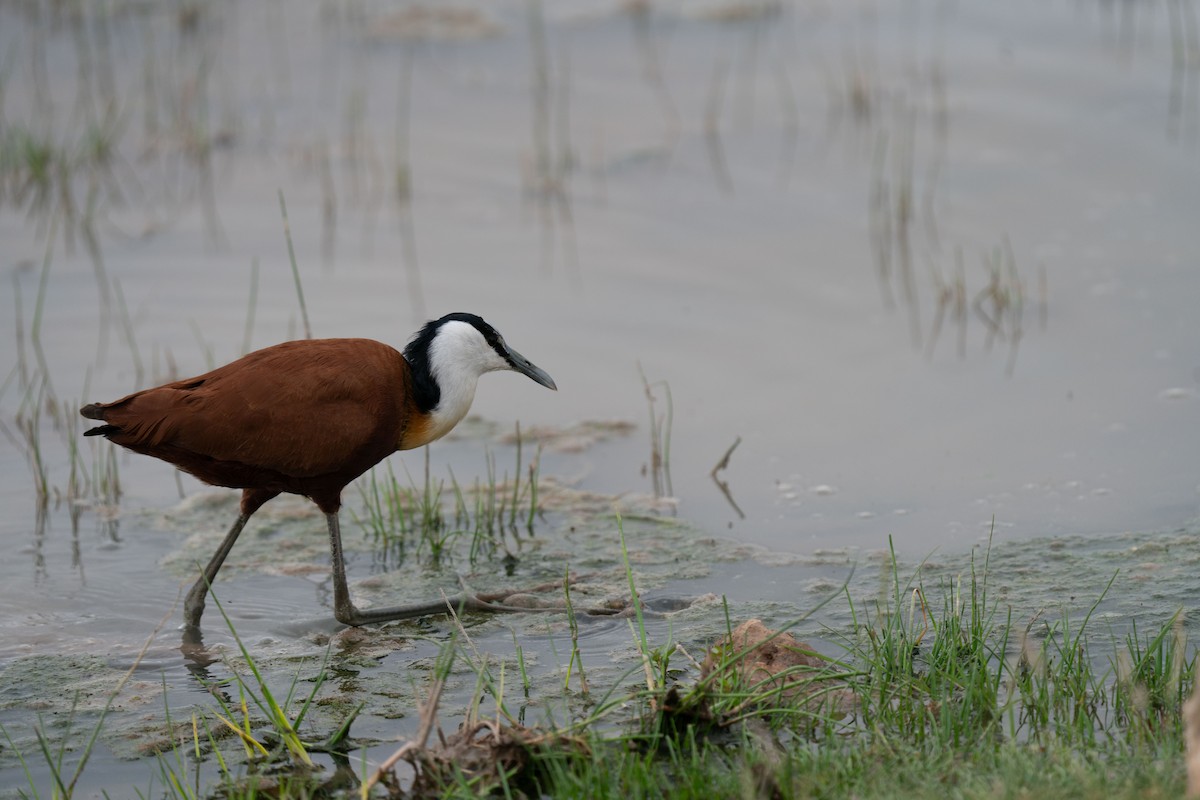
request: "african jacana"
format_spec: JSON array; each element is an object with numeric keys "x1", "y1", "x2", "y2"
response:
[{"x1": 80, "y1": 312, "x2": 556, "y2": 629}]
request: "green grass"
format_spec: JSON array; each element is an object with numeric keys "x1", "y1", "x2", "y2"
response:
[
  {"x1": 405, "y1": 533, "x2": 1190, "y2": 799},
  {"x1": 351, "y1": 426, "x2": 545, "y2": 569},
  {"x1": 0, "y1": 405, "x2": 1191, "y2": 800},
  {"x1": 509, "y1": 739, "x2": 1183, "y2": 800},
  {"x1": 3, "y1": 518, "x2": 1193, "y2": 799},
  {"x1": 337, "y1": 532, "x2": 1190, "y2": 799}
]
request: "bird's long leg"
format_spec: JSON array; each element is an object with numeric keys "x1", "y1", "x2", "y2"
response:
[
  {"x1": 183, "y1": 488, "x2": 277, "y2": 630},
  {"x1": 325, "y1": 512, "x2": 431, "y2": 625},
  {"x1": 325, "y1": 512, "x2": 358, "y2": 624},
  {"x1": 183, "y1": 512, "x2": 250, "y2": 629},
  {"x1": 325, "y1": 512, "x2": 533, "y2": 626}
]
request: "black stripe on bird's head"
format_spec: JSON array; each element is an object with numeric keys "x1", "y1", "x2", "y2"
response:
[{"x1": 404, "y1": 313, "x2": 556, "y2": 415}]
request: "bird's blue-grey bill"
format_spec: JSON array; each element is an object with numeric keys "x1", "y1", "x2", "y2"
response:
[{"x1": 507, "y1": 346, "x2": 557, "y2": 390}]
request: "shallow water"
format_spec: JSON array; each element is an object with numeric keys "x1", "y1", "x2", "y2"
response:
[{"x1": 2, "y1": 0, "x2": 1199, "y2": 794}]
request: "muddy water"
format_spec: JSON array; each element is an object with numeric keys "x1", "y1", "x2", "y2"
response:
[{"x1": 2, "y1": 0, "x2": 1199, "y2": 794}]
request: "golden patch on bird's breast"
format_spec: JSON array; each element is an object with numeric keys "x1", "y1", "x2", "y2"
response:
[{"x1": 398, "y1": 414, "x2": 436, "y2": 451}]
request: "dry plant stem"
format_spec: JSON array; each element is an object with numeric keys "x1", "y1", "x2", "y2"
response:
[
  {"x1": 710, "y1": 436, "x2": 741, "y2": 477},
  {"x1": 1184, "y1": 668, "x2": 1200, "y2": 796},
  {"x1": 440, "y1": 589, "x2": 482, "y2": 660},
  {"x1": 436, "y1": 590, "x2": 515, "y2": 723},
  {"x1": 710, "y1": 436, "x2": 745, "y2": 519},
  {"x1": 637, "y1": 363, "x2": 673, "y2": 498},
  {"x1": 363, "y1": 669, "x2": 447, "y2": 796}
]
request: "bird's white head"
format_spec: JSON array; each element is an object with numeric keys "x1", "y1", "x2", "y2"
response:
[{"x1": 404, "y1": 313, "x2": 556, "y2": 444}]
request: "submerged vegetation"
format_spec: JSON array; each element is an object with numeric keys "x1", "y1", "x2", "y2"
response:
[
  {"x1": 1, "y1": 531, "x2": 1195, "y2": 798},
  {"x1": 352, "y1": 424, "x2": 545, "y2": 569}
]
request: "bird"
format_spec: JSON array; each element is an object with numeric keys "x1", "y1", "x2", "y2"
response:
[{"x1": 80, "y1": 312, "x2": 557, "y2": 629}]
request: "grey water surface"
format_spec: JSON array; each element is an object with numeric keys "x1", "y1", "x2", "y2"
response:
[{"x1": 1, "y1": 0, "x2": 1198, "y2": 795}]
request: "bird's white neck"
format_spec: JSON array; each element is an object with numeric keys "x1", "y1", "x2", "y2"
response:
[
  {"x1": 418, "y1": 320, "x2": 510, "y2": 445},
  {"x1": 423, "y1": 370, "x2": 479, "y2": 443}
]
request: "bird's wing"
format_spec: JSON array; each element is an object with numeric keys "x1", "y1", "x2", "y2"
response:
[{"x1": 103, "y1": 339, "x2": 410, "y2": 478}]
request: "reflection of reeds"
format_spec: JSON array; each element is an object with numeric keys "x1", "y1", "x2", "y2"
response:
[
  {"x1": 90, "y1": 434, "x2": 122, "y2": 510},
  {"x1": 626, "y1": 1, "x2": 681, "y2": 150},
  {"x1": 705, "y1": 60, "x2": 735, "y2": 196},
  {"x1": 773, "y1": 59, "x2": 800, "y2": 187},
  {"x1": 1038, "y1": 264, "x2": 1048, "y2": 332},
  {"x1": 241, "y1": 258, "x2": 259, "y2": 356},
  {"x1": 10, "y1": 241, "x2": 124, "y2": 513},
  {"x1": 867, "y1": 99, "x2": 925, "y2": 346},
  {"x1": 925, "y1": 246, "x2": 967, "y2": 361},
  {"x1": 2, "y1": 113, "x2": 122, "y2": 350},
  {"x1": 868, "y1": 132, "x2": 895, "y2": 310},
  {"x1": 892, "y1": 100, "x2": 920, "y2": 348},
  {"x1": 140, "y1": 15, "x2": 160, "y2": 142},
  {"x1": 857, "y1": 58, "x2": 943, "y2": 337},
  {"x1": 528, "y1": 0, "x2": 552, "y2": 193},
  {"x1": 394, "y1": 46, "x2": 426, "y2": 322},
  {"x1": 1167, "y1": 0, "x2": 1200, "y2": 143},
  {"x1": 318, "y1": 140, "x2": 337, "y2": 266},
  {"x1": 638, "y1": 364, "x2": 673, "y2": 499},
  {"x1": 710, "y1": 435, "x2": 745, "y2": 519},
  {"x1": 16, "y1": 399, "x2": 49, "y2": 506},
  {"x1": 111, "y1": 277, "x2": 144, "y2": 387},
  {"x1": 923, "y1": 62, "x2": 949, "y2": 254},
  {"x1": 920, "y1": 237, "x2": 1042, "y2": 376},
  {"x1": 524, "y1": 0, "x2": 579, "y2": 278},
  {"x1": 277, "y1": 190, "x2": 313, "y2": 340},
  {"x1": 855, "y1": 56, "x2": 1049, "y2": 376},
  {"x1": 3, "y1": 1, "x2": 252, "y2": 398},
  {"x1": 27, "y1": 3, "x2": 50, "y2": 121},
  {"x1": 973, "y1": 236, "x2": 1026, "y2": 377},
  {"x1": 176, "y1": 38, "x2": 227, "y2": 249},
  {"x1": 344, "y1": 83, "x2": 368, "y2": 207},
  {"x1": 821, "y1": 41, "x2": 879, "y2": 155}
]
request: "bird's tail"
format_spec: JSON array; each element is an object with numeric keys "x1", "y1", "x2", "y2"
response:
[{"x1": 80, "y1": 403, "x2": 118, "y2": 437}]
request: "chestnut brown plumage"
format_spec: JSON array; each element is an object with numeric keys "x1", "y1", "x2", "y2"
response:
[{"x1": 80, "y1": 313, "x2": 556, "y2": 629}]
